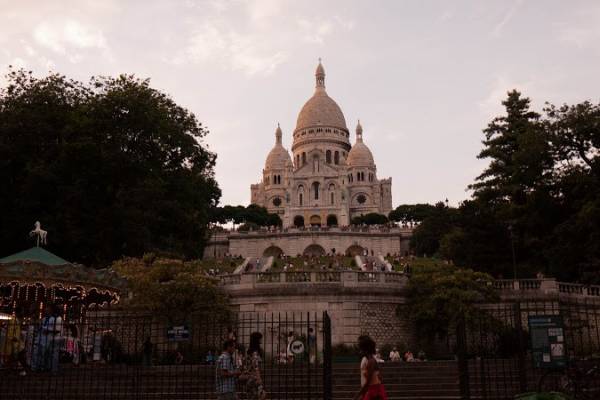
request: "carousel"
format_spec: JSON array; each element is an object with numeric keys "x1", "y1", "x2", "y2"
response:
[{"x1": 0, "y1": 222, "x2": 126, "y2": 321}]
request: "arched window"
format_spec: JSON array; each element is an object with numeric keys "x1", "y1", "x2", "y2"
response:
[
  {"x1": 296, "y1": 155, "x2": 300, "y2": 167},
  {"x1": 329, "y1": 184, "x2": 335, "y2": 205},
  {"x1": 326, "y1": 150, "x2": 331, "y2": 164},
  {"x1": 312, "y1": 182, "x2": 320, "y2": 200},
  {"x1": 298, "y1": 185, "x2": 304, "y2": 206},
  {"x1": 334, "y1": 151, "x2": 339, "y2": 165},
  {"x1": 302, "y1": 152, "x2": 306, "y2": 165},
  {"x1": 313, "y1": 155, "x2": 319, "y2": 173}
]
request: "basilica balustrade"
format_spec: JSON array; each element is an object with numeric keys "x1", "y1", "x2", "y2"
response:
[
  {"x1": 219, "y1": 225, "x2": 413, "y2": 237},
  {"x1": 219, "y1": 270, "x2": 407, "y2": 290},
  {"x1": 219, "y1": 273, "x2": 600, "y2": 301}
]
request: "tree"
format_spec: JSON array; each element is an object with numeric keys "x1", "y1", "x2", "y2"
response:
[
  {"x1": 389, "y1": 204, "x2": 437, "y2": 224},
  {"x1": 470, "y1": 90, "x2": 552, "y2": 204},
  {"x1": 209, "y1": 204, "x2": 282, "y2": 227},
  {"x1": 351, "y1": 212, "x2": 388, "y2": 225},
  {"x1": 410, "y1": 202, "x2": 456, "y2": 257},
  {"x1": 401, "y1": 264, "x2": 498, "y2": 340},
  {"x1": 0, "y1": 69, "x2": 220, "y2": 266},
  {"x1": 113, "y1": 255, "x2": 230, "y2": 324}
]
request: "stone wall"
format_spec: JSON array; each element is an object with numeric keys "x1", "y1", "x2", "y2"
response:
[{"x1": 204, "y1": 228, "x2": 412, "y2": 259}]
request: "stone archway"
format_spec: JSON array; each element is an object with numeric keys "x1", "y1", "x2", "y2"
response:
[
  {"x1": 294, "y1": 215, "x2": 305, "y2": 227},
  {"x1": 303, "y1": 244, "x2": 326, "y2": 257},
  {"x1": 346, "y1": 245, "x2": 364, "y2": 256},
  {"x1": 309, "y1": 215, "x2": 322, "y2": 227},
  {"x1": 326, "y1": 214, "x2": 338, "y2": 227},
  {"x1": 263, "y1": 246, "x2": 284, "y2": 257}
]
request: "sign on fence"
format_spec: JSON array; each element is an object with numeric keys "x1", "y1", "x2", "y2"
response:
[
  {"x1": 167, "y1": 325, "x2": 190, "y2": 341},
  {"x1": 528, "y1": 315, "x2": 566, "y2": 369}
]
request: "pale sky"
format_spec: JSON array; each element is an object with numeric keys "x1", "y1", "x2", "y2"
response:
[{"x1": 1, "y1": 0, "x2": 599, "y2": 207}]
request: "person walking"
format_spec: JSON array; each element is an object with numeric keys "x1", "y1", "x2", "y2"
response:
[
  {"x1": 244, "y1": 332, "x2": 266, "y2": 400},
  {"x1": 355, "y1": 335, "x2": 388, "y2": 400},
  {"x1": 216, "y1": 339, "x2": 241, "y2": 400}
]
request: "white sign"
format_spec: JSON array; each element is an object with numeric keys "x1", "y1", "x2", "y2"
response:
[{"x1": 290, "y1": 339, "x2": 305, "y2": 355}]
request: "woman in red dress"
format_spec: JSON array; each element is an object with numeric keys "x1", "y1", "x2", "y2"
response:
[{"x1": 355, "y1": 335, "x2": 388, "y2": 400}]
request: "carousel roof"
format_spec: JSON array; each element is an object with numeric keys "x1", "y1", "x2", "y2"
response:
[{"x1": 0, "y1": 247, "x2": 71, "y2": 266}]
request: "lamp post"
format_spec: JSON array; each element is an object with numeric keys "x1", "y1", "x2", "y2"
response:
[{"x1": 508, "y1": 224, "x2": 517, "y2": 280}]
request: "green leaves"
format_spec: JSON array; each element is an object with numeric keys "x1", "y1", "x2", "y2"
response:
[
  {"x1": 403, "y1": 264, "x2": 498, "y2": 340},
  {"x1": 112, "y1": 256, "x2": 230, "y2": 324},
  {"x1": 0, "y1": 69, "x2": 220, "y2": 265}
]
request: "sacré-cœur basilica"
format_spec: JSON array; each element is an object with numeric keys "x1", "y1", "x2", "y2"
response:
[{"x1": 204, "y1": 61, "x2": 411, "y2": 260}]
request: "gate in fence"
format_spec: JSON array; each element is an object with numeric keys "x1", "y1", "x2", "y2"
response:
[
  {"x1": 1, "y1": 310, "x2": 333, "y2": 400},
  {"x1": 457, "y1": 298, "x2": 600, "y2": 400}
]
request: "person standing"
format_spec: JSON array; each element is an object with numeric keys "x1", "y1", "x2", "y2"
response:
[
  {"x1": 308, "y1": 327, "x2": 317, "y2": 364},
  {"x1": 355, "y1": 335, "x2": 388, "y2": 400},
  {"x1": 216, "y1": 339, "x2": 240, "y2": 400}
]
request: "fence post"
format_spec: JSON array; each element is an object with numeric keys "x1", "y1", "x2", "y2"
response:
[
  {"x1": 323, "y1": 311, "x2": 333, "y2": 400},
  {"x1": 514, "y1": 302, "x2": 528, "y2": 393},
  {"x1": 456, "y1": 318, "x2": 470, "y2": 400}
]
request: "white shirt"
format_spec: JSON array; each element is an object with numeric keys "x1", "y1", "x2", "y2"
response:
[{"x1": 360, "y1": 356, "x2": 368, "y2": 387}]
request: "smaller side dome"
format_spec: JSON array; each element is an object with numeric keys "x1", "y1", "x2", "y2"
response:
[
  {"x1": 265, "y1": 123, "x2": 292, "y2": 170},
  {"x1": 347, "y1": 120, "x2": 375, "y2": 167}
]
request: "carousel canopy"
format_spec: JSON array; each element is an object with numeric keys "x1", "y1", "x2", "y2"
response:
[{"x1": 0, "y1": 247, "x2": 71, "y2": 266}]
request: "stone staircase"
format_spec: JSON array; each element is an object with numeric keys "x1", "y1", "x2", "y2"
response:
[
  {"x1": 2, "y1": 360, "x2": 524, "y2": 399},
  {"x1": 332, "y1": 361, "x2": 461, "y2": 400}
]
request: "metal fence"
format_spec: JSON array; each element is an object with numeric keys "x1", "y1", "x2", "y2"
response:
[
  {"x1": 0, "y1": 310, "x2": 332, "y2": 400},
  {"x1": 458, "y1": 298, "x2": 600, "y2": 399}
]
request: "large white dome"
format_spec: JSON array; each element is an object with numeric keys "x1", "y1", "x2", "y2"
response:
[{"x1": 294, "y1": 61, "x2": 348, "y2": 132}]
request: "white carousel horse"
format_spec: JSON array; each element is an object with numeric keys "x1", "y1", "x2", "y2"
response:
[{"x1": 29, "y1": 221, "x2": 48, "y2": 246}]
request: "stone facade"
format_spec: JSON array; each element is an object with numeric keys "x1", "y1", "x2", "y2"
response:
[
  {"x1": 224, "y1": 271, "x2": 410, "y2": 346},
  {"x1": 250, "y1": 61, "x2": 393, "y2": 228},
  {"x1": 203, "y1": 227, "x2": 412, "y2": 258}
]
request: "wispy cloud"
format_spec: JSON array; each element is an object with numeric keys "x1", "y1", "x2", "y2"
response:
[
  {"x1": 32, "y1": 19, "x2": 111, "y2": 63},
  {"x1": 492, "y1": 0, "x2": 522, "y2": 37},
  {"x1": 170, "y1": 3, "x2": 355, "y2": 76}
]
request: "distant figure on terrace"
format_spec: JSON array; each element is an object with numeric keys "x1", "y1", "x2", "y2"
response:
[
  {"x1": 388, "y1": 347, "x2": 401, "y2": 362},
  {"x1": 404, "y1": 350, "x2": 415, "y2": 362}
]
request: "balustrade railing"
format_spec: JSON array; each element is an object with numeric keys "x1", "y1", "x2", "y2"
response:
[
  {"x1": 220, "y1": 274, "x2": 241, "y2": 285},
  {"x1": 357, "y1": 272, "x2": 380, "y2": 283},
  {"x1": 559, "y1": 282, "x2": 584, "y2": 295},
  {"x1": 256, "y1": 273, "x2": 280, "y2": 283},
  {"x1": 218, "y1": 273, "x2": 600, "y2": 299},
  {"x1": 285, "y1": 272, "x2": 311, "y2": 282},
  {"x1": 316, "y1": 272, "x2": 341, "y2": 282},
  {"x1": 519, "y1": 279, "x2": 542, "y2": 290}
]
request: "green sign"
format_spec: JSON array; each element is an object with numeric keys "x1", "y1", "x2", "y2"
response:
[{"x1": 528, "y1": 315, "x2": 566, "y2": 369}]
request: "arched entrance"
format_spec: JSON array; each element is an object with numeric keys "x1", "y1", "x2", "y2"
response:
[
  {"x1": 309, "y1": 215, "x2": 322, "y2": 227},
  {"x1": 345, "y1": 245, "x2": 364, "y2": 257},
  {"x1": 294, "y1": 215, "x2": 305, "y2": 227},
  {"x1": 326, "y1": 214, "x2": 338, "y2": 227},
  {"x1": 303, "y1": 244, "x2": 326, "y2": 257},
  {"x1": 263, "y1": 246, "x2": 284, "y2": 257}
]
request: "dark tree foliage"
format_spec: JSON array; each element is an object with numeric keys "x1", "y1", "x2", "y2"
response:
[
  {"x1": 409, "y1": 202, "x2": 457, "y2": 257},
  {"x1": 410, "y1": 92, "x2": 600, "y2": 283},
  {"x1": 0, "y1": 69, "x2": 220, "y2": 266},
  {"x1": 210, "y1": 204, "x2": 282, "y2": 227},
  {"x1": 351, "y1": 212, "x2": 388, "y2": 225},
  {"x1": 470, "y1": 90, "x2": 553, "y2": 204},
  {"x1": 388, "y1": 203, "x2": 437, "y2": 223}
]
